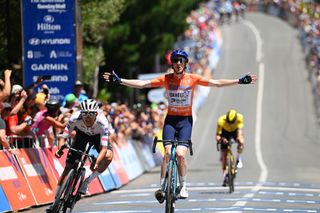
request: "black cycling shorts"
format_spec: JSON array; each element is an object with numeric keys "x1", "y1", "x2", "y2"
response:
[
  {"x1": 66, "y1": 128, "x2": 113, "y2": 165},
  {"x1": 220, "y1": 129, "x2": 238, "y2": 151},
  {"x1": 162, "y1": 115, "x2": 193, "y2": 147}
]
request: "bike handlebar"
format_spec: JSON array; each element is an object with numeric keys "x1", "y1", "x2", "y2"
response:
[
  {"x1": 152, "y1": 136, "x2": 193, "y2": 156},
  {"x1": 216, "y1": 137, "x2": 236, "y2": 151},
  {"x1": 57, "y1": 141, "x2": 96, "y2": 162}
]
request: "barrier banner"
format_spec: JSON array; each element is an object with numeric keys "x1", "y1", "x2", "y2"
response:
[
  {"x1": 117, "y1": 140, "x2": 144, "y2": 180},
  {"x1": 43, "y1": 147, "x2": 63, "y2": 180},
  {"x1": 131, "y1": 139, "x2": 156, "y2": 171},
  {"x1": 0, "y1": 151, "x2": 36, "y2": 210},
  {"x1": 15, "y1": 148, "x2": 57, "y2": 205},
  {"x1": 0, "y1": 184, "x2": 12, "y2": 212},
  {"x1": 107, "y1": 163, "x2": 122, "y2": 189},
  {"x1": 110, "y1": 144, "x2": 129, "y2": 185},
  {"x1": 55, "y1": 147, "x2": 104, "y2": 196},
  {"x1": 89, "y1": 149, "x2": 117, "y2": 192}
]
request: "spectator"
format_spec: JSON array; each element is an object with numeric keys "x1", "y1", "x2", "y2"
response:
[
  {"x1": 0, "y1": 69, "x2": 12, "y2": 101},
  {"x1": 31, "y1": 99, "x2": 67, "y2": 147},
  {"x1": 60, "y1": 93, "x2": 78, "y2": 114},
  {"x1": 35, "y1": 92, "x2": 47, "y2": 111},
  {"x1": 62, "y1": 80, "x2": 88, "y2": 107}
]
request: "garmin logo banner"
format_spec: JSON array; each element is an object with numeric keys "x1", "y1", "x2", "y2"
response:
[{"x1": 22, "y1": 0, "x2": 76, "y2": 102}]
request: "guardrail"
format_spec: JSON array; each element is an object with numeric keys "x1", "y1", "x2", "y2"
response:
[{"x1": 0, "y1": 134, "x2": 163, "y2": 212}]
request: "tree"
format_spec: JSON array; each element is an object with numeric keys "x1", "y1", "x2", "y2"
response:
[
  {"x1": 81, "y1": 0, "x2": 126, "y2": 97},
  {"x1": 103, "y1": 0, "x2": 202, "y2": 102},
  {"x1": 0, "y1": 0, "x2": 22, "y2": 80}
]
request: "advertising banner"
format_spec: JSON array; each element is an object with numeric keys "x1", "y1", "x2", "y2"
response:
[
  {"x1": 15, "y1": 149, "x2": 57, "y2": 205},
  {"x1": 116, "y1": 140, "x2": 144, "y2": 180},
  {"x1": 0, "y1": 184, "x2": 12, "y2": 212},
  {"x1": 22, "y1": 0, "x2": 76, "y2": 101},
  {"x1": 0, "y1": 151, "x2": 36, "y2": 210},
  {"x1": 89, "y1": 149, "x2": 117, "y2": 192}
]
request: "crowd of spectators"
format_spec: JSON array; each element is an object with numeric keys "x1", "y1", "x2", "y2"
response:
[
  {"x1": 260, "y1": 0, "x2": 320, "y2": 122},
  {"x1": 0, "y1": 72, "x2": 169, "y2": 150}
]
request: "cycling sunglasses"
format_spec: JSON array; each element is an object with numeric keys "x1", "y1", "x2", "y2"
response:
[
  {"x1": 171, "y1": 57, "x2": 187, "y2": 64},
  {"x1": 81, "y1": 111, "x2": 97, "y2": 117}
]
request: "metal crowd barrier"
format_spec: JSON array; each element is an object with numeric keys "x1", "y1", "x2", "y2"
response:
[{"x1": 0, "y1": 135, "x2": 49, "y2": 150}]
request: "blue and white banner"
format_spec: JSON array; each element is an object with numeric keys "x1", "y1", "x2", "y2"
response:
[{"x1": 22, "y1": 0, "x2": 76, "y2": 101}]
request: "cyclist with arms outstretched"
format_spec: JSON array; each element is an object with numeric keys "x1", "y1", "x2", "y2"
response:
[
  {"x1": 47, "y1": 99, "x2": 113, "y2": 212},
  {"x1": 216, "y1": 109, "x2": 244, "y2": 186},
  {"x1": 103, "y1": 49, "x2": 256, "y2": 202}
]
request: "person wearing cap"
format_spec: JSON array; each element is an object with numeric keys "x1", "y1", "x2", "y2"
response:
[
  {"x1": 35, "y1": 92, "x2": 47, "y2": 111},
  {"x1": 62, "y1": 80, "x2": 88, "y2": 107},
  {"x1": 59, "y1": 94, "x2": 78, "y2": 126}
]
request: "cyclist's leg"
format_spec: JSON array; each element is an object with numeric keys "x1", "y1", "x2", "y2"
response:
[
  {"x1": 161, "y1": 116, "x2": 177, "y2": 185},
  {"x1": 235, "y1": 129, "x2": 244, "y2": 168},
  {"x1": 176, "y1": 116, "x2": 192, "y2": 197},
  {"x1": 154, "y1": 116, "x2": 176, "y2": 203},
  {"x1": 79, "y1": 134, "x2": 113, "y2": 194},
  {"x1": 220, "y1": 147, "x2": 228, "y2": 186}
]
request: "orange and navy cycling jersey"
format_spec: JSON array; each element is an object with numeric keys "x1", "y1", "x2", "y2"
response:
[{"x1": 150, "y1": 73, "x2": 210, "y2": 116}]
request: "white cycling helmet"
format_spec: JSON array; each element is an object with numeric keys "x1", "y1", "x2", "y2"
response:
[{"x1": 80, "y1": 99, "x2": 99, "y2": 112}]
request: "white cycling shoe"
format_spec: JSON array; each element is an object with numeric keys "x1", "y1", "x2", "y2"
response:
[
  {"x1": 237, "y1": 158, "x2": 243, "y2": 169},
  {"x1": 179, "y1": 186, "x2": 189, "y2": 199},
  {"x1": 78, "y1": 181, "x2": 89, "y2": 194}
]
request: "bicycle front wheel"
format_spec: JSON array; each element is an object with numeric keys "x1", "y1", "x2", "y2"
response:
[
  {"x1": 61, "y1": 169, "x2": 76, "y2": 213},
  {"x1": 227, "y1": 154, "x2": 234, "y2": 193},
  {"x1": 51, "y1": 169, "x2": 75, "y2": 212},
  {"x1": 165, "y1": 161, "x2": 175, "y2": 213}
]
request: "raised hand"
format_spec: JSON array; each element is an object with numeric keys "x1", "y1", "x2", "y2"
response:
[
  {"x1": 103, "y1": 71, "x2": 122, "y2": 84},
  {"x1": 238, "y1": 73, "x2": 257, "y2": 84}
]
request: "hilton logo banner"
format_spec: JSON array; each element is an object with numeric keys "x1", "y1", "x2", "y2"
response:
[{"x1": 22, "y1": 0, "x2": 76, "y2": 101}]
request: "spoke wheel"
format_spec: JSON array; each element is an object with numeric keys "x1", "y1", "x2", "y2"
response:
[
  {"x1": 165, "y1": 161, "x2": 175, "y2": 213},
  {"x1": 52, "y1": 169, "x2": 75, "y2": 212},
  {"x1": 228, "y1": 155, "x2": 234, "y2": 193},
  {"x1": 61, "y1": 170, "x2": 76, "y2": 213}
]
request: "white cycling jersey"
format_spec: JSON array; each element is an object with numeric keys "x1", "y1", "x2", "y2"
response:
[{"x1": 62, "y1": 110, "x2": 110, "y2": 147}]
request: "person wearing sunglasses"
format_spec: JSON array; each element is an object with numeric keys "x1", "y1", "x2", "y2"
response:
[
  {"x1": 47, "y1": 99, "x2": 113, "y2": 212},
  {"x1": 103, "y1": 49, "x2": 257, "y2": 202}
]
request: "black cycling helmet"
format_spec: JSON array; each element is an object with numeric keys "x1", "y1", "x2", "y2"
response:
[
  {"x1": 170, "y1": 49, "x2": 189, "y2": 63},
  {"x1": 45, "y1": 99, "x2": 61, "y2": 112},
  {"x1": 226, "y1": 109, "x2": 237, "y2": 124}
]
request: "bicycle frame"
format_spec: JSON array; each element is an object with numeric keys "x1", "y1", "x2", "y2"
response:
[
  {"x1": 51, "y1": 141, "x2": 96, "y2": 213},
  {"x1": 152, "y1": 137, "x2": 193, "y2": 213},
  {"x1": 226, "y1": 140, "x2": 235, "y2": 193}
]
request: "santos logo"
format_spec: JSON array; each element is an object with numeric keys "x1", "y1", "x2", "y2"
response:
[{"x1": 33, "y1": 75, "x2": 69, "y2": 82}]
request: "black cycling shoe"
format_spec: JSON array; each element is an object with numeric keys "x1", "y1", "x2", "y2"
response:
[
  {"x1": 155, "y1": 189, "x2": 165, "y2": 204},
  {"x1": 45, "y1": 207, "x2": 53, "y2": 213},
  {"x1": 222, "y1": 177, "x2": 228, "y2": 187}
]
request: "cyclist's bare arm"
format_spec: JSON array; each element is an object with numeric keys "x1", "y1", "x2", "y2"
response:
[
  {"x1": 236, "y1": 128, "x2": 244, "y2": 144},
  {"x1": 121, "y1": 79, "x2": 152, "y2": 89},
  {"x1": 208, "y1": 78, "x2": 239, "y2": 87},
  {"x1": 102, "y1": 72, "x2": 152, "y2": 89},
  {"x1": 207, "y1": 73, "x2": 257, "y2": 87}
]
